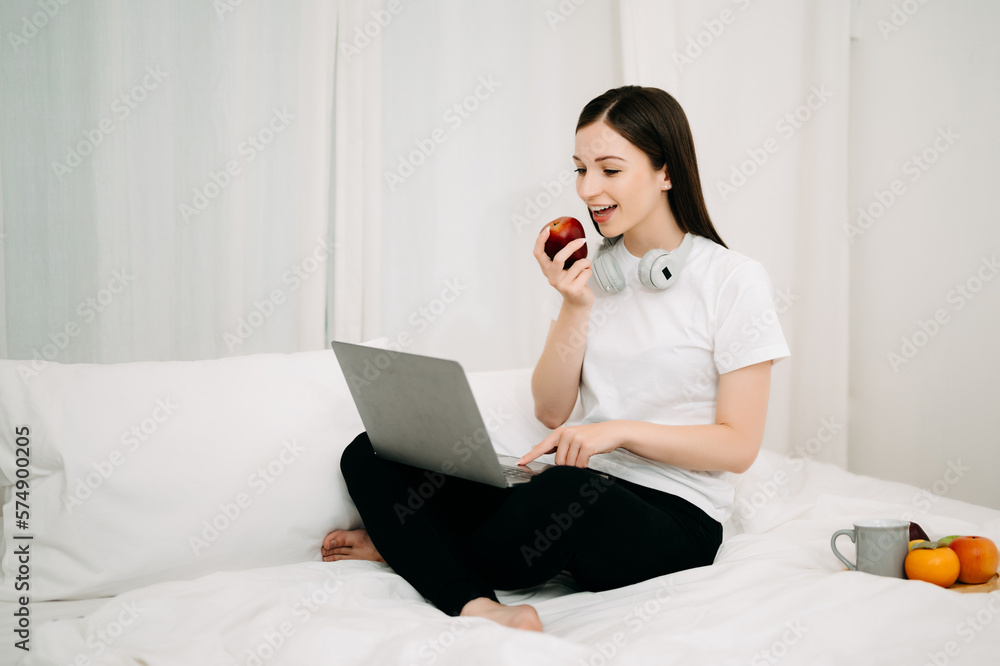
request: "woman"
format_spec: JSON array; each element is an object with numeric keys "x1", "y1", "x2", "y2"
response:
[{"x1": 322, "y1": 86, "x2": 789, "y2": 633}]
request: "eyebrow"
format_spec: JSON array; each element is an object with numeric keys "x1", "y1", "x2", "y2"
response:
[{"x1": 571, "y1": 155, "x2": 627, "y2": 163}]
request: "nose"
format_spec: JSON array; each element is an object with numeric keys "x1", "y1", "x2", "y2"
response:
[{"x1": 576, "y1": 170, "x2": 601, "y2": 201}]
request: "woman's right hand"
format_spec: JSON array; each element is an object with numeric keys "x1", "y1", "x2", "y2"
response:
[{"x1": 533, "y1": 225, "x2": 594, "y2": 310}]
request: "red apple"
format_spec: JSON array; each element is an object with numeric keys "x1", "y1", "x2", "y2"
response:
[
  {"x1": 948, "y1": 536, "x2": 999, "y2": 584},
  {"x1": 544, "y1": 217, "x2": 587, "y2": 269}
]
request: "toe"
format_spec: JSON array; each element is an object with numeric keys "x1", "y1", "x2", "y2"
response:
[{"x1": 322, "y1": 531, "x2": 344, "y2": 550}]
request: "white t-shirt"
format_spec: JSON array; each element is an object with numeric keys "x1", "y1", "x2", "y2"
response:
[{"x1": 544, "y1": 234, "x2": 790, "y2": 523}]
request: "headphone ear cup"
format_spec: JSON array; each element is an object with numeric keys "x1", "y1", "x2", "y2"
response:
[
  {"x1": 592, "y1": 251, "x2": 626, "y2": 294},
  {"x1": 638, "y1": 233, "x2": 695, "y2": 290},
  {"x1": 638, "y1": 250, "x2": 674, "y2": 290}
]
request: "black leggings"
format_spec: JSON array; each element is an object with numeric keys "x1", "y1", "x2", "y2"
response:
[{"x1": 339, "y1": 431, "x2": 723, "y2": 616}]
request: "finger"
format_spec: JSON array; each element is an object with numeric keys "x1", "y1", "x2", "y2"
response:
[
  {"x1": 563, "y1": 257, "x2": 592, "y2": 283},
  {"x1": 552, "y1": 237, "x2": 587, "y2": 270},
  {"x1": 565, "y1": 438, "x2": 583, "y2": 468},
  {"x1": 553, "y1": 429, "x2": 573, "y2": 466},
  {"x1": 533, "y1": 228, "x2": 555, "y2": 270},
  {"x1": 517, "y1": 448, "x2": 539, "y2": 466},
  {"x1": 533, "y1": 226, "x2": 550, "y2": 255},
  {"x1": 517, "y1": 434, "x2": 555, "y2": 465}
]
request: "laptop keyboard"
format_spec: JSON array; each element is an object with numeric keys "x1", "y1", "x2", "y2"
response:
[{"x1": 501, "y1": 465, "x2": 535, "y2": 480}]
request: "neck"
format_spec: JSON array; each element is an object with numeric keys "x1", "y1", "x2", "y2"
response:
[{"x1": 622, "y1": 206, "x2": 685, "y2": 257}]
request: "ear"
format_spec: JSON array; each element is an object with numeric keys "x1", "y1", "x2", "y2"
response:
[{"x1": 661, "y1": 168, "x2": 672, "y2": 191}]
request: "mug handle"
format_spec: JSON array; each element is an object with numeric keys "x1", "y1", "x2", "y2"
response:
[{"x1": 831, "y1": 529, "x2": 857, "y2": 570}]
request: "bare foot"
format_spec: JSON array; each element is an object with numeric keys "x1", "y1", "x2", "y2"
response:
[
  {"x1": 321, "y1": 529, "x2": 386, "y2": 563},
  {"x1": 459, "y1": 597, "x2": 543, "y2": 632}
]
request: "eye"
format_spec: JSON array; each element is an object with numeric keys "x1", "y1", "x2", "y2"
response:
[
  {"x1": 574, "y1": 167, "x2": 586, "y2": 175},
  {"x1": 603, "y1": 169, "x2": 620, "y2": 175}
]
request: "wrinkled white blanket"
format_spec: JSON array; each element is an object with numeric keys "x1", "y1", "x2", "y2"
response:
[{"x1": 14, "y1": 451, "x2": 1000, "y2": 665}]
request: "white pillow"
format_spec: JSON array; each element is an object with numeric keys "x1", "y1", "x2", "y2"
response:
[
  {"x1": 0, "y1": 349, "x2": 546, "y2": 601},
  {"x1": 0, "y1": 350, "x2": 365, "y2": 601}
]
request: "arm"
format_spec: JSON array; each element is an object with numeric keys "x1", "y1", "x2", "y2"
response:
[
  {"x1": 520, "y1": 360, "x2": 772, "y2": 473},
  {"x1": 530, "y1": 226, "x2": 593, "y2": 429},
  {"x1": 531, "y1": 304, "x2": 590, "y2": 428},
  {"x1": 620, "y1": 360, "x2": 772, "y2": 474}
]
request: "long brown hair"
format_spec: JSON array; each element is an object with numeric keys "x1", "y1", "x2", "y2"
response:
[{"x1": 576, "y1": 86, "x2": 727, "y2": 249}]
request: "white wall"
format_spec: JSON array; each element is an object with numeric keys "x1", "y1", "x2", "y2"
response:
[{"x1": 848, "y1": 0, "x2": 1000, "y2": 510}]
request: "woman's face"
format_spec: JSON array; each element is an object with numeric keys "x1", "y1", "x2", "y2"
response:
[{"x1": 573, "y1": 121, "x2": 671, "y2": 240}]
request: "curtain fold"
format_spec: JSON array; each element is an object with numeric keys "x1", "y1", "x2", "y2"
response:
[{"x1": 329, "y1": 0, "x2": 383, "y2": 345}]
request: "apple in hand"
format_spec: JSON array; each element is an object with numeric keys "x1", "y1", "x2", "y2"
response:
[
  {"x1": 544, "y1": 217, "x2": 587, "y2": 269},
  {"x1": 948, "y1": 536, "x2": 999, "y2": 584}
]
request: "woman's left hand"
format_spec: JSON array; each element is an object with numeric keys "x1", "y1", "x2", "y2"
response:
[{"x1": 517, "y1": 421, "x2": 630, "y2": 468}]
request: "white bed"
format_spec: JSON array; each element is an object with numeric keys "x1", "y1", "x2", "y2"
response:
[{"x1": 2, "y1": 349, "x2": 998, "y2": 665}]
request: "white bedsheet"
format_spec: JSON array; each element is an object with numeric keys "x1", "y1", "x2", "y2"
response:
[{"x1": 12, "y1": 451, "x2": 1000, "y2": 666}]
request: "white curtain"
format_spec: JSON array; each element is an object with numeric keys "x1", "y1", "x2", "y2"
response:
[
  {"x1": 0, "y1": 0, "x2": 337, "y2": 363},
  {"x1": 340, "y1": 0, "x2": 852, "y2": 465},
  {"x1": 3, "y1": 0, "x2": 850, "y2": 466}
]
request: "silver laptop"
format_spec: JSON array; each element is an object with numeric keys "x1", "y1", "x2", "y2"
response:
[{"x1": 331, "y1": 340, "x2": 554, "y2": 487}]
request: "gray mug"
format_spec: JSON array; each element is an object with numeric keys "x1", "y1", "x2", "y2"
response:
[{"x1": 831, "y1": 518, "x2": 909, "y2": 578}]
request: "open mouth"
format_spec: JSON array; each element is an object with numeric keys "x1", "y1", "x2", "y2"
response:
[{"x1": 590, "y1": 205, "x2": 617, "y2": 224}]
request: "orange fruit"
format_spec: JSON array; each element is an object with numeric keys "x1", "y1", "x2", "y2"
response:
[
  {"x1": 905, "y1": 544, "x2": 961, "y2": 587},
  {"x1": 908, "y1": 539, "x2": 927, "y2": 550}
]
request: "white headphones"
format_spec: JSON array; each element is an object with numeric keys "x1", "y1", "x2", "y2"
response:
[{"x1": 592, "y1": 232, "x2": 695, "y2": 293}]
